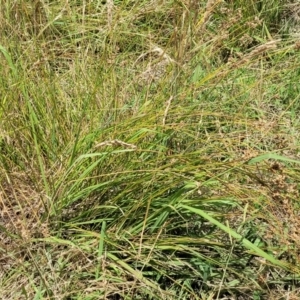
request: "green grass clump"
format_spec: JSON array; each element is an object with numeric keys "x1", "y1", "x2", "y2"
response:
[{"x1": 1, "y1": 0, "x2": 300, "y2": 299}]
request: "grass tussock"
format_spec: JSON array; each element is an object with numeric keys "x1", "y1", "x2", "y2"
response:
[{"x1": 1, "y1": 0, "x2": 300, "y2": 299}]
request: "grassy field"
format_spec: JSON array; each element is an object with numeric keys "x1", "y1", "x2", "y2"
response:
[{"x1": 1, "y1": 0, "x2": 300, "y2": 299}]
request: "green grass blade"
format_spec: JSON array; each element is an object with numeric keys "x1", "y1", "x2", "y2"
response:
[
  {"x1": 179, "y1": 204, "x2": 290, "y2": 270},
  {"x1": 248, "y1": 153, "x2": 300, "y2": 165},
  {"x1": 107, "y1": 252, "x2": 162, "y2": 295},
  {"x1": 0, "y1": 45, "x2": 17, "y2": 77},
  {"x1": 96, "y1": 220, "x2": 106, "y2": 279}
]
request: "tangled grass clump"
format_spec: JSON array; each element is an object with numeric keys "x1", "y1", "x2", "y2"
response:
[{"x1": 1, "y1": 0, "x2": 300, "y2": 299}]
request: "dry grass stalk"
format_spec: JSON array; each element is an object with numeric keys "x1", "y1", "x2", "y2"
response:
[
  {"x1": 107, "y1": 0, "x2": 114, "y2": 31},
  {"x1": 135, "y1": 45, "x2": 175, "y2": 65},
  {"x1": 244, "y1": 40, "x2": 280, "y2": 60},
  {"x1": 197, "y1": 0, "x2": 222, "y2": 31},
  {"x1": 162, "y1": 96, "x2": 173, "y2": 126},
  {"x1": 217, "y1": 40, "x2": 281, "y2": 78},
  {"x1": 135, "y1": 45, "x2": 175, "y2": 83},
  {"x1": 95, "y1": 139, "x2": 137, "y2": 149}
]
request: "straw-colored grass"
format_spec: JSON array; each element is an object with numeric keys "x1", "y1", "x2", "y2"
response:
[{"x1": 1, "y1": 0, "x2": 300, "y2": 299}]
